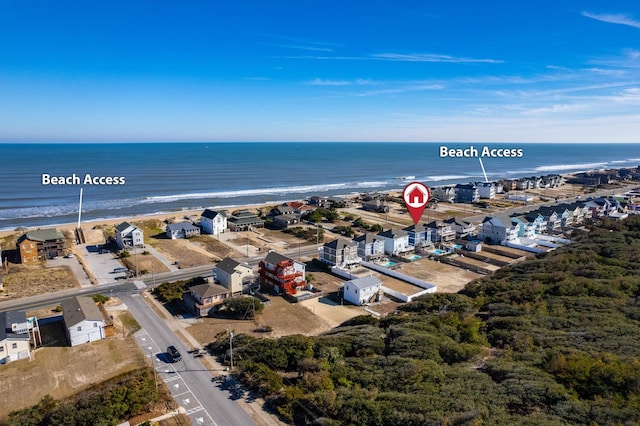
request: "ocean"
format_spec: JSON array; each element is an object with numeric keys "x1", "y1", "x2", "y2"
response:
[{"x1": 0, "y1": 142, "x2": 638, "y2": 231}]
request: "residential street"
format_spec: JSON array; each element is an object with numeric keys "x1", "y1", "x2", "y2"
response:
[{"x1": 123, "y1": 292, "x2": 257, "y2": 426}]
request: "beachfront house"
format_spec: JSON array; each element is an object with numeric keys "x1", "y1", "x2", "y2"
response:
[
  {"x1": 478, "y1": 215, "x2": 519, "y2": 244},
  {"x1": 115, "y1": 222, "x2": 144, "y2": 249},
  {"x1": 510, "y1": 216, "x2": 537, "y2": 239},
  {"x1": 455, "y1": 184, "x2": 480, "y2": 203},
  {"x1": 353, "y1": 233, "x2": 386, "y2": 261},
  {"x1": 183, "y1": 283, "x2": 230, "y2": 317},
  {"x1": 166, "y1": 221, "x2": 200, "y2": 239},
  {"x1": 228, "y1": 210, "x2": 265, "y2": 231},
  {"x1": 343, "y1": 276, "x2": 382, "y2": 306},
  {"x1": 258, "y1": 251, "x2": 306, "y2": 295},
  {"x1": 476, "y1": 182, "x2": 496, "y2": 199},
  {"x1": 377, "y1": 228, "x2": 413, "y2": 256},
  {"x1": 62, "y1": 296, "x2": 106, "y2": 347},
  {"x1": 16, "y1": 228, "x2": 65, "y2": 264},
  {"x1": 201, "y1": 209, "x2": 227, "y2": 235},
  {"x1": 362, "y1": 199, "x2": 390, "y2": 213},
  {"x1": 432, "y1": 186, "x2": 456, "y2": 203},
  {"x1": 1, "y1": 311, "x2": 38, "y2": 364},
  {"x1": 271, "y1": 214, "x2": 300, "y2": 229},
  {"x1": 214, "y1": 257, "x2": 254, "y2": 296},
  {"x1": 319, "y1": 239, "x2": 361, "y2": 268}
]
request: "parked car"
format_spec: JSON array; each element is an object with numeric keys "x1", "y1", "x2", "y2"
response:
[{"x1": 167, "y1": 345, "x2": 182, "y2": 362}]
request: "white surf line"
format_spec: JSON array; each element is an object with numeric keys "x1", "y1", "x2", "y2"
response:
[{"x1": 478, "y1": 157, "x2": 489, "y2": 183}]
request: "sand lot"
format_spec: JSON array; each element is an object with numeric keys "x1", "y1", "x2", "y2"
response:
[
  {"x1": 0, "y1": 336, "x2": 146, "y2": 420},
  {"x1": 397, "y1": 258, "x2": 483, "y2": 293}
]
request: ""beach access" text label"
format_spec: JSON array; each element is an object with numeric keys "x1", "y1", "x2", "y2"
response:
[
  {"x1": 41, "y1": 173, "x2": 126, "y2": 185},
  {"x1": 439, "y1": 145, "x2": 523, "y2": 158}
]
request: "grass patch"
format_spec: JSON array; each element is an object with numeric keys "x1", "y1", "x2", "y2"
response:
[{"x1": 120, "y1": 312, "x2": 142, "y2": 335}]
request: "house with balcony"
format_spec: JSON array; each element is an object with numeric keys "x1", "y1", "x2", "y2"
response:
[
  {"x1": 403, "y1": 224, "x2": 433, "y2": 247},
  {"x1": 228, "y1": 210, "x2": 265, "y2": 231},
  {"x1": 510, "y1": 216, "x2": 537, "y2": 239},
  {"x1": 16, "y1": 228, "x2": 65, "y2": 264},
  {"x1": 214, "y1": 257, "x2": 254, "y2": 296},
  {"x1": 259, "y1": 251, "x2": 306, "y2": 295},
  {"x1": 536, "y1": 207, "x2": 564, "y2": 233},
  {"x1": 518, "y1": 212, "x2": 547, "y2": 235},
  {"x1": 476, "y1": 182, "x2": 496, "y2": 199},
  {"x1": 319, "y1": 239, "x2": 361, "y2": 268},
  {"x1": 62, "y1": 296, "x2": 106, "y2": 347},
  {"x1": 424, "y1": 220, "x2": 456, "y2": 243},
  {"x1": 343, "y1": 276, "x2": 383, "y2": 306},
  {"x1": 201, "y1": 209, "x2": 227, "y2": 235},
  {"x1": 1, "y1": 311, "x2": 39, "y2": 364},
  {"x1": 377, "y1": 228, "x2": 413, "y2": 256},
  {"x1": 443, "y1": 217, "x2": 477, "y2": 239},
  {"x1": 115, "y1": 222, "x2": 144, "y2": 249},
  {"x1": 432, "y1": 186, "x2": 456, "y2": 203},
  {"x1": 455, "y1": 184, "x2": 479, "y2": 203},
  {"x1": 478, "y1": 215, "x2": 519, "y2": 244},
  {"x1": 184, "y1": 283, "x2": 230, "y2": 317},
  {"x1": 353, "y1": 233, "x2": 386, "y2": 261}
]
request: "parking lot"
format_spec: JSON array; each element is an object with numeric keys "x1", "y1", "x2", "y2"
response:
[{"x1": 79, "y1": 244, "x2": 126, "y2": 285}]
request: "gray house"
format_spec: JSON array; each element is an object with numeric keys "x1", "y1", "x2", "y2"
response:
[{"x1": 166, "y1": 221, "x2": 201, "y2": 239}]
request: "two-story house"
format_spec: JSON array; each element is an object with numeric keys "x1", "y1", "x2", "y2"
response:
[
  {"x1": 0, "y1": 311, "x2": 37, "y2": 364},
  {"x1": 201, "y1": 209, "x2": 228, "y2": 235},
  {"x1": 455, "y1": 184, "x2": 479, "y2": 203},
  {"x1": 214, "y1": 257, "x2": 254, "y2": 296},
  {"x1": 424, "y1": 220, "x2": 456, "y2": 243},
  {"x1": 319, "y1": 239, "x2": 361, "y2": 268},
  {"x1": 443, "y1": 217, "x2": 477, "y2": 239},
  {"x1": 115, "y1": 222, "x2": 144, "y2": 249},
  {"x1": 343, "y1": 276, "x2": 382, "y2": 306},
  {"x1": 166, "y1": 221, "x2": 201, "y2": 239},
  {"x1": 62, "y1": 296, "x2": 106, "y2": 347}
]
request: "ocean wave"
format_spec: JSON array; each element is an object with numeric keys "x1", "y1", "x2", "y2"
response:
[
  {"x1": 425, "y1": 175, "x2": 473, "y2": 182},
  {"x1": 533, "y1": 162, "x2": 609, "y2": 172},
  {"x1": 142, "y1": 181, "x2": 391, "y2": 203}
]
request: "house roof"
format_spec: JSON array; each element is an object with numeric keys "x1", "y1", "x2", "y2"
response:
[
  {"x1": 61, "y1": 296, "x2": 104, "y2": 328},
  {"x1": 353, "y1": 232, "x2": 384, "y2": 244},
  {"x1": 424, "y1": 220, "x2": 448, "y2": 229},
  {"x1": 190, "y1": 283, "x2": 230, "y2": 298},
  {"x1": 216, "y1": 257, "x2": 241, "y2": 274},
  {"x1": 166, "y1": 222, "x2": 199, "y2": 233},
  {"x1": 345, "y1": 275, "x2": 382, "y2": 290},
  {"x1": 115, "y1": 222, "x2": 133, "y2": 233},
  {"x1": 275, "y1": 206, "x2": 295, "y2": 214},
  {"x1": 378, "y1": 228, "x2": 408, "y2": 239},
  {"x1": 202, "y1": 209, "x2": 226, "y2": 219},
  {"x1": 324, "y1": 238, "x2": 356, "y2": 250},
  {"x1": 18, "y1": 228, "x2": 64, "y2": 243},
  {"x1": 229, "y1": 216, "x2": 265, "y2": 226},
  {"x1": 443, "y1": 217, "x2": 472, "y2": 227},
  {"x1": 264, "y1": 251, "x2": 293, "y2": 265},
  {"x1": 483, "y1": 215, "x2": 514, "y2": 227},
  {"x1": 0, "y1": 311, "x2": 30, "y2": 342}
]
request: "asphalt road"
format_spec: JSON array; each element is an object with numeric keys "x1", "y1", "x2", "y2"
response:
[{"x1": 123, "y1": 292, "x2": 256, "y2": 426}]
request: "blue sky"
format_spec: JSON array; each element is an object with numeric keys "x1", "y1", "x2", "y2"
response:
[{"x1": 1, "y1": 1, "x2": 640, "y2": 142}]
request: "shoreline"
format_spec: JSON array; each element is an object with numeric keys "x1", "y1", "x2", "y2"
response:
[{"x1": 1, "y1": 169, "x2": 637, "y2": 239}]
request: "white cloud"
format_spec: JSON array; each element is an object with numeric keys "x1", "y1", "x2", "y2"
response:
[
  {"x1": 370, "y1": 53, "x2": 503, "y2": 64},
  {"x1": 307, "y1": 78, "x2": 374, "y2": 86},
  {"x1": 582, "y1": 11, "x2": 640, "y2": 29}
]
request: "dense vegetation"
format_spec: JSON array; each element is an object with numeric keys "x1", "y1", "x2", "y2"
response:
[
  {"x1": 207, "y1": 216, "x2": 640, "y2": 425},
  {"x1": 2, "y1": 369, "x2": 160, "y2": 426},
  {"x1": 153, "y1": 276, "x2": 207, "y2": 302}
]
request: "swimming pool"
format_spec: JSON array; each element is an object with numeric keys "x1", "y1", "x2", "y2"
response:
[
  {"x1": 407, "y1": 254, "x2": 421, "y2": 261},
  {"x1": 381, "y1": 261, "x2": 398, "y2": 267},
  {"x1": 453, "y1": 244, "x2": 462, "y2": 249},
  {"x1": 430, "y1": 249, "x2": 445, "y2": 255}
]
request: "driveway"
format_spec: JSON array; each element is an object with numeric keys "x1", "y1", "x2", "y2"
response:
[{"x1": 47, "y1": 256, "x2": 92, "y2": 288}]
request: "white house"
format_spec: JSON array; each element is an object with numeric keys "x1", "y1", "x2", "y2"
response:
[
  {"x1": 478, "y1": 215, "x2": 519, "y2": 244},
  {"x1": 166, "y1": 221, "x2": 201, "y2": 239},
  {"x1": 476, "y1": 182, "x2": 496, "y2": 199},
  {"x1": 443, "y1": 217, "x2": 477, "y2": 239},
  {"x1": 62, "y1": 296, "x2": 106, "y2": 347},
  {"x1": 343, "y1": 275, "x2": 382, "y2": 306},
  {"x1": 0, "y1": 311, "x2": 34, "y2": 364},
  {"x1": 201, "y1": 209, "x2": 228, "y2": 235},
  {"x1": 377, "y1": 229, "x2": 413, "y2": 256},
  {"x1": 115, "y1": 222, "x2": 144, "y2": 249},
  {"x1": 353, "y1": 233, "x2": 386, "y2": 261},
  {"x1": 319, "y1": 239, "x2": 361, "y2": 268},
  {"x1": 215, "y1": 257, "x2": 254, "y2": 296}
]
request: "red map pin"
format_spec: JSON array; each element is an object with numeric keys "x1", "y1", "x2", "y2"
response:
[{"x1": 403, "y1": 182, "x2": 431, "y2": 225}]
